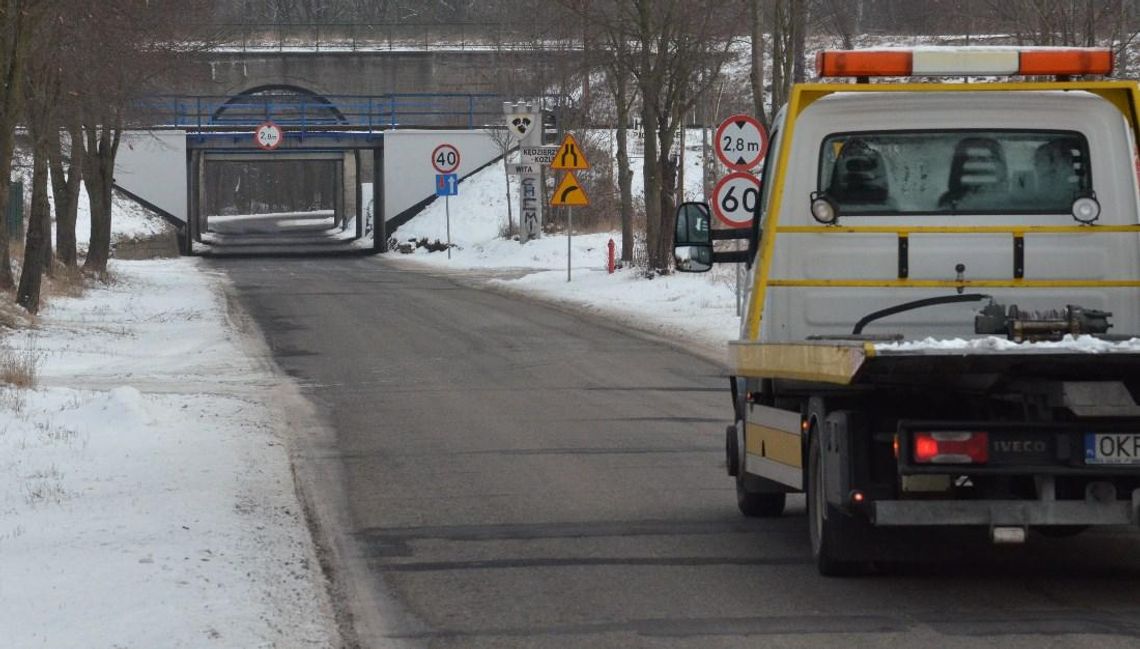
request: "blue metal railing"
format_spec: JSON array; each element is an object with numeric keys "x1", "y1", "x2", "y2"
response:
[{"x1": 137, "y1": 93, "x2": 503, "y2": 133}]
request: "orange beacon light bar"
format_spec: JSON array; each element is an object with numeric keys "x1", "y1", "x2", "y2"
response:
[{"x1": 816, "y1": 47, "x2": 1114, "y2": 78}]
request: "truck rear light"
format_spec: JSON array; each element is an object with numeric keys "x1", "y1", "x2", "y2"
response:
[{"x1": 913, "y1": 431, "x2": 989, "y2": 464}]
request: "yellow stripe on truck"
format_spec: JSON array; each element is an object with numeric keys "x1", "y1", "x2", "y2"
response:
[{"x1": 745, "y1": 423, "x2": 803, "y2": 468}]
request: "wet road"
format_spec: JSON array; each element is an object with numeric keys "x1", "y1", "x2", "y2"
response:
[{"x1": 217, "y1": 255, "x2": 1140, "y2": 649}]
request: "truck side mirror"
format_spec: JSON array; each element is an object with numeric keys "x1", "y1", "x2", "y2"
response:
[{"x1": 674, "y1": 202, "x2": 713, "y2": 273}]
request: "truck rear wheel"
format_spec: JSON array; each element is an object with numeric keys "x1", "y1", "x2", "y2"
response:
[{"x1": 807, "y1": 423, "x2": 873, "y2": 576}]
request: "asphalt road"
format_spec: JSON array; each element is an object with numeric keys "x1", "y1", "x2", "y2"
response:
[{"x1": 217, "y1": 255, "x2": 1140, "y2": 649}]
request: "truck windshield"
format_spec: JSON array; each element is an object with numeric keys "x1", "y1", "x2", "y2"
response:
[{"x1": 818, "y1": 130, "x2": 1091, "y2": 215}]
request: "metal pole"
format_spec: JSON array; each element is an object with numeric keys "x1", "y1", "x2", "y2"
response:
[
  {"x1": 446, "y1": 195, "x2": 452, "y2": 260},
  {"x1": 567, "y1": 207, "x2": 572, "y2": 282},
  {"x1": 735, "y1": 241, "x2": 743, "y2": 316}
]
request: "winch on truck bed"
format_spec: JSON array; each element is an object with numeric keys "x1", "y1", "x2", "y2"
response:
[{"x1": 674, "y1": 46, "x2": 1140, "y2": 575}]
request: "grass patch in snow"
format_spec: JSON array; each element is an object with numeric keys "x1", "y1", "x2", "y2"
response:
[{"x1": 0, "y1": 341, "x2": 38, "y2": 388}]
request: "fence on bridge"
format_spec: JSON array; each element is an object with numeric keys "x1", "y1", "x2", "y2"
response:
[
  {"x1": 195, "y1": 22, "x2": 579, "y2": 53},
  {"x1": 140, "y1": 93, "x2": 507, "y2": 134}
]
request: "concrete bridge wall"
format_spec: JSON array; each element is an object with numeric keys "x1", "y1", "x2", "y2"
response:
[{"x1": 170, "y1": 50, "x2": 561, "y2": 100}]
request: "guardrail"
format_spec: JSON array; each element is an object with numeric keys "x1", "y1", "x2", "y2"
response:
[{"x1": 138, "y1": 93, "x2": 505, "y2": 132}]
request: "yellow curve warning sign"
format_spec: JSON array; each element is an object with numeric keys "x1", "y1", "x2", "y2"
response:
[
  {"x1": 551, "y1": 172, "x2": 590, "y2": 207},
  {"x1": 550, "y1": 134, "x2": 590, "y2": 171}
]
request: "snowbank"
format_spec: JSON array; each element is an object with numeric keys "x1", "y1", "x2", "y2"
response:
[{"x1": 0, "y1": 259, "x2": 337, "y2": 648}]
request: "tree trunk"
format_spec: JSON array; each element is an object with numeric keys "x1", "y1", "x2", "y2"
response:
[
  {"x1": 0, "y1": 0, "x2": 30, "y2": 291},
  {"x1": 613, "y1": 57, "x2": 635, "y2": 262},
  {"x1": 40, "y1": 165, "x2": 52, "y2": 277},
  {"x1": 641, "y1": 97, "x2": 662, "y2": 272},
  {"x1": 792, "y1": 0, "x2": 806, "y2": 83},
  {"x1": 771, "y1": 1, "x2": 787, "y2": 113},
  {"x1": 748, "y1": 0, "x2": 769, "y2": 125},
  {"x1": 616, "y1": 106, "x2": 633, "y2": 263},
  {"x1": 82, "y1": 123, "x2": 119, "y2": 275},
  {"x1": 50, "y1": 123, "x2": 83, "y2": 267},
  {"x1": 0, "y1": 121, "x2": 15, "y2": 289},
  {"x1": 16, "y1": 135, "x2": 48, "y2": 312},
  {"x1": 655, "y1": 124, "x2": 678, "y2": 271}
]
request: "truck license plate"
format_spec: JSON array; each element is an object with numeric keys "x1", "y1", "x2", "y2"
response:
[{"x1": 1085, "y1": 433, "x2": 1140, "y2": 465}]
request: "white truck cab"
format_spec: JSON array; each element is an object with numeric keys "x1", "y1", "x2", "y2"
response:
[{"x1": 675, "y1": 47, "x2": 1140, "y2": 575}]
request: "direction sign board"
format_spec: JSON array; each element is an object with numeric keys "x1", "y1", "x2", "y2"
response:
[
  {"x1": 435, "y1": 173, "x2": 458, "y2": 197},
  {"x1": 715, "y1": 114, "x2": 768, "y2": 171},
  {"x1": 254, "y1": 121, "x2": 283, "y2": 150},
  {"x1": 551, "y1": 172, "x2": 589, "y2": 207},
  {"x1": 521, "y1": 145, "x2": 559, "y2": 165},
  {"x1": 431, "y1": 144, "x2": 461, "y2": 174},
  {"x1": 711, "y1": 172, "x2": 761, "y2": 228},
  {"x1": 508, "y1": 163, "x2": 541, "y2": 176},
  {"x1": 551, "y1": 134, "x2": 590, "y2": 171}
]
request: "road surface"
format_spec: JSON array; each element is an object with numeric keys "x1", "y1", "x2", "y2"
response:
[{"x1": 217, "y1": 255, "x2": 1140, "y2": 649}]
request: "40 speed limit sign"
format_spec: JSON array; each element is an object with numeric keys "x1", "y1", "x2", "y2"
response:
[{"x1": 711, "y1": 172, "x2": 761, "y2": 228}]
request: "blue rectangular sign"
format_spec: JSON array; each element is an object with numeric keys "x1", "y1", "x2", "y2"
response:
[{"x1": 436, "y1": 173, "x2": 458, "y2": 197}]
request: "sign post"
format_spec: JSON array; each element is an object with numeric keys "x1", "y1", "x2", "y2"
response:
[
  {"x1": 550, "y1": 134, "x2": 590, "y2": 282},
  {"x1": 710, "y1": 171, "x2": 761, "y2": 312},
  {"x1": 713, "y1": 116, "x2": 767, "y2": 314},
  {"x1": 432, "y1": 144, "x2": 461, "y2": 259},
  {"x1": 504, "y1": 102, "x2": 544, "y2": 243},
  {"x1": 435, "y1": 173, "x2": 459, "y2": 258}
]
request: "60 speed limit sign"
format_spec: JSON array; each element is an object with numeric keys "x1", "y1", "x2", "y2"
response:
[{"x1": 711, "y1": 172, "x2": 761, "y2": 228}]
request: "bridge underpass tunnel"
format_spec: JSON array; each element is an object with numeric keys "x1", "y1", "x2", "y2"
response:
[
  {"x1": 195, "y1": 150, "x2": 362, "y2": 251},
  {"x1": 205, "y1": 159, "x2": 338, "y2": 234}
]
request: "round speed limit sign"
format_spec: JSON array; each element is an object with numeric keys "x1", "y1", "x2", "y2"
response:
[
  {"x1": 431, "y1": 144, "x2": 461, "y2": 174},
  {"x1": 254, "y1": 121, "x2": 283, "y2": 150},
  {"x1": 711, "y1": 172, "x2": 761, "y2": 228}
]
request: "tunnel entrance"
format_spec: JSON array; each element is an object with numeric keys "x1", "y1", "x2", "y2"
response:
[
  {"x1": 194, "y1": 150, "x2": 366, "y2": 253},
  {"x1": 182, "y1": 84, "x2": 382, "y2": 256},
  {"x1": 204, "y1": 158, "x2": 340, "y2": 239}
]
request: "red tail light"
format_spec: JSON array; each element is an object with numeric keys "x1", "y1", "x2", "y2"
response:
[{"x1": 913, "y1": 432, "x2": 989, "y2": 464}]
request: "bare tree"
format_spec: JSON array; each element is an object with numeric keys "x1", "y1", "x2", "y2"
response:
[
  {"x1": 594, "y1": 12, "x2": 639, "y2": 261},
  {"x1": 49, "y1": 123, "x2": 83, "y2": 268},
  {"x1": 770, "y1": 0, "x2": 807, "y2": 114},
  {"x1": 817, "y1": 0, "x2": 859, "y2": 49},
  {"x1": 68, "y1": 0, "x2": 213, "y2": 275},
  {"x1": 746, "y1": 0, "x2": 769, "y2": 126},
  {"x1": 485, "y1": 125, "x2": 517, "y2": 237},
  {"x1": 984, "y1": 0, "x2": 1138, "y2": 50},
  {"x1": 557, "y1": 0, "x2": 740, "y2": 271},
  {"x1": 16, "y1": 0, "x2": 66, "y2": 312},
  {"x1": 628, "y1": 1, "x2": 743, "y2": 271},
  {"x1": 0, "y1": 0, "x2": 33, "y2": 291}
]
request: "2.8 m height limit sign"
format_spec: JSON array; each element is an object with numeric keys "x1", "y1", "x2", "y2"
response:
[{"x1": 715, "y1": 114, "x2": 768, "y2": 171}]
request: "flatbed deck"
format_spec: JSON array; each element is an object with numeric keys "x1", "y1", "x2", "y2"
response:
[{"x1": 729, "y1": 337, "x2": 1140, "y2": 387}]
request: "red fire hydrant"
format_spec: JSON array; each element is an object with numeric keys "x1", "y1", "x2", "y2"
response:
[{"x1": 607, "y1": 239, "x2": 616, "y2": 274}]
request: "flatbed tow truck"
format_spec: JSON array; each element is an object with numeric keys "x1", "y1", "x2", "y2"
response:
[{"x1": 675, "y1": 47, "x2": 1140, "y2": 575}]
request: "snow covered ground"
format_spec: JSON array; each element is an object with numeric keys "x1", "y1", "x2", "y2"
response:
[
  {"x1": 390, "y1": 130, "x2": 745, "y2": 353},
  {"x1": 0, "y1": 258, "x2": 338, "y2": 643}
]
